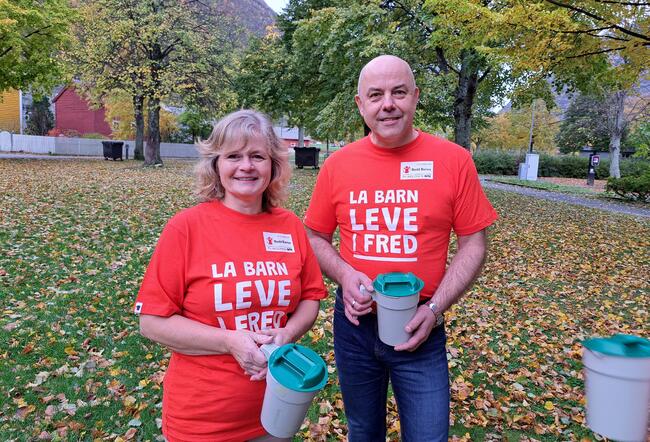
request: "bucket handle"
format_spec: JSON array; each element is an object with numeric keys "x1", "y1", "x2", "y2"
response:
[
  {"x1": 260, "y1": 343, "x2": 279, "y2": 360},
  {"x1": 359, "y1": 285, "x2": 376, "y2": 301}
]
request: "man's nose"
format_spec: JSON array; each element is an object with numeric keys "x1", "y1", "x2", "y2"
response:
[{"x1": 381, "y1": 94, "x2": 395, "y2": 110}]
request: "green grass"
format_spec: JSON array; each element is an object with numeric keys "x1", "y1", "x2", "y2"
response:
[
  {"x1": 488, "y1": 176, "x2": 650, "y2": 208},
  {"x1": 488, "y1": 176, "x2": 599, "y2": 195},
  {"x1": 1, "y1": 159, "x2": 648, "y2": 441}
]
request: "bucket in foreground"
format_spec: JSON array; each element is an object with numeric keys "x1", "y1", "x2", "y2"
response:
[
  {"x1": 582, "y1": 334, "x2": 650, "y2": 442},
  {"x1": 260, "y1": 343, "x2": 328, "y2": 438},
  {"x1": 370, "y1": 272, "x2": 423, "y2": 346}
]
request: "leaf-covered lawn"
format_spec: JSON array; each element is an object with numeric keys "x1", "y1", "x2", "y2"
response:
[{"x1": 1, "y1": 159, "x2": 648, "y2": 441}]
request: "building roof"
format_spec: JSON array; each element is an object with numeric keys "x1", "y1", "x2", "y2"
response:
[{"x1": 273, "y1": 126, "x2": 312, "y2": 141}]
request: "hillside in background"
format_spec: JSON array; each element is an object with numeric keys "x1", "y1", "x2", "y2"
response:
[
  {"x1": 499, "y1": 77, "x2": 649, "y2": 119},
  {"x1": 214, "y1": 0, "x2": 277, "y2": 40}
]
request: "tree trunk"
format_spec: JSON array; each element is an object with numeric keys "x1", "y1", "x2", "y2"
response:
[
  {"x1": 144, "y1": 40, "x2": 163, "y2": 166},
  {"x1": 144, "y1": 96, "x2": 162, "y2": 166},
  {"x1": 133, "y1": 94, "x2": 145, "y2": 161},
  {"x1": 453, "y1": 50, "x2": 479, "y2": 150},
  {"x1": 607, "y1": 90, "x2": 626, "y2": 179},
  {"x1": 298, "y1": 126, "x2": 305, "y2": 147}
]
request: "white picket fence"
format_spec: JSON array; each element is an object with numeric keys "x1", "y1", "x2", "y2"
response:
[{"x1": 0, "y1": 131, "x2": 198, "y2": 158}]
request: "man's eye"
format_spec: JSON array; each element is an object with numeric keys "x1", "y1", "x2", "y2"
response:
[{"x1": 394, "y1": 90, "x2": 406, "y2": 96}]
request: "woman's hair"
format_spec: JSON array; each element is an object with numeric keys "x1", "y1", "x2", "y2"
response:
[{"x1": 194, "y1": 109, "x2": 290, "y2": 211}]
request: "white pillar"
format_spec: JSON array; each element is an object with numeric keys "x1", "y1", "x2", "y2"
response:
[{"x1": 525, "y1": 153, "x2": 539, "y2": 181}]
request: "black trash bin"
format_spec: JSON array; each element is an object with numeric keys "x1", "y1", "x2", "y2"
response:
[
  {"x1": 294, "y1": 147, "x2": 320, "y2": 169},
  {"x1": 102, "y1": 141, "x2": 124, "y2": 161}
]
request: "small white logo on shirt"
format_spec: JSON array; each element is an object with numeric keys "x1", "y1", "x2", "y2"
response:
[
  {"x1": 400, "y1": 161, "x2": 433, "y2": 180},
  {"x1": 134, "y1": 302, "x2": 143, "y2": 315},
  {"x1": 263, "y1": 232, "x2": 295, "y2": 253}
]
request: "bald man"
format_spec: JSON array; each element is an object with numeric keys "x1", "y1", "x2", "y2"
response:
[{"x1": 304, "y1": 55, "x2": 497, "y2": 441}]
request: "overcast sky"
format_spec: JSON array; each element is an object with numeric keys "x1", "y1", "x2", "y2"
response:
[{"x1": 264, "y1": 0, "x2": 288, "y2": 13}]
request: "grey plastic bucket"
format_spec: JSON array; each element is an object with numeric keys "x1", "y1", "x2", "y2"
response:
[
  {"x1": 582, "y1": 334, "x2": 650, "y2": 441},
  {"x1": 365, "y1": 272, "x2": 424, "y2": 346},
  {"x1": 259, "y1": 343, "x2": 328, "y2": 438}
]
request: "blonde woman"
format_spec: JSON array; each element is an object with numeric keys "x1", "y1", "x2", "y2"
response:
[{"x1": 135, "y1": 109, "x2": 326, "y2": 441}]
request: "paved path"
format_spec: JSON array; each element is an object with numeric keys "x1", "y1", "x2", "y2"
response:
[
  {"x1": 0, "y1": 153, "x2": 104, "y2": 160},
  {"x1": 482, "y1": 179, "x2": 650, "y2": 219}
]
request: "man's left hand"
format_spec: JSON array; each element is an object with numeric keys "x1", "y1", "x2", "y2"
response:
[{"x1": 393, "y1": 305, "x2": 437, "y2": 352}]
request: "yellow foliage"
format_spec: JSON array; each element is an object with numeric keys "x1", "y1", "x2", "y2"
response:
[
  {"x1": 104, "y1": 93, "x2": 178, "y2": 141},
  {"x1": 477, "y1": 100, "x2": 559, "y2": 153}
]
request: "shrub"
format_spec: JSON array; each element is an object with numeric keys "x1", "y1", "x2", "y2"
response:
[
  {"x1": 538, "y1": 154, "x2": 586, "y2": 178},
  {"x1": 473, "y1": 151, "x2": 523, "y2": 175},
  {"x1": 473, "y1": 151, "x2": 650, "y2": 179},
  {"x1": 619, "y1": 159, "x2": 650, "y2": 177},
  {"x1": 81, "y1": 133, "x2": 106, "y2": 139},
  {"x1": 606, "y1": 170, "x2": 650, "y2": 202}
]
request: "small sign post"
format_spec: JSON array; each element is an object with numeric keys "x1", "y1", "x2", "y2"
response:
[{"x1": 587, "y1": 153, "x2": 600, "y2": 186}]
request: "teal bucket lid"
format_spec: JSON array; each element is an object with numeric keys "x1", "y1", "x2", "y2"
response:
[
  {"x1": 268, "y1": 343, "x2": 328, "y2": 392},
  {"x1": 373, "y1": 272, "x2": 424, "y2": 298},
  {"x1": 583, "y1": 334, "x2": 650, "y2": 358}
]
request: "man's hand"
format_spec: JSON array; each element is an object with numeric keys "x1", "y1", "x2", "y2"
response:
[
  {"x1": 306, "y1": 227, "x2": 374, "y2": 326},
  {"x1": 341, "y1": 270, "x2": 374, "y2": 325},
  {"x1": 393, "y1": 305, "x2": 437, "y2": 352}
]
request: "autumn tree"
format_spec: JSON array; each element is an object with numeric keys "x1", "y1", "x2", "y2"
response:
[
  {"x1": 69, "y1": 0, "x2": 238, "y2": 165},
  {"x1": 177, "y1": 108, "x2": 213, "y2": 143},
  {"x1": 266, "y1": 0, "x2": 513, "y2": 147},
  {"x1": 236, "y1": 33, "x2": 295, "y2": 128},
  {"x1": 104, "y1": 92, "x2": 178, "y2": 142},
  {"x1": 493, "y1": 0, "x2": 649, "y2": 177},
  {"x1": 0, "y1": 0, "x2": 72, "y2": 92},
  {"x1": 478, "y1": 100, "x2": 559, "y2": 153},
  {"x1": 236, "y1": 1, "x2": 336, "y2": 145},
  {"x1": 24, "y1": 97, "x2": 54, "y2": 136},
  {"x1": 629, "y1": 121, "x2": 650, "y2": 160},
  {"x1": 67, "y1": 0, "x2": 149, "y2": 160},
  {"x1": 555, "y1": 94, "x2": 611, "y2": 153}
]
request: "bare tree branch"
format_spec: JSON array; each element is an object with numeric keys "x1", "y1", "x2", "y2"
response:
[
  {"x1": 593, "y1": 0, "x2": 650, "y2": 6},
  {"x1": 478, "y1": 67, "x2": 492, "y2": 83},
  {"x1": 544, "y1": 0, "x2": 650, "y2": 42},
  {"x1": 564, "y1": 45, "x2": 627, "y2": 59}
]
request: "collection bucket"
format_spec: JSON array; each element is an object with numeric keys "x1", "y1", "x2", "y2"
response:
[
  {"x1": 582, "y1": 334, "x2": 650, "y2": 442},
  {"x1": 260, "y1": 343, "x2": 328, "y2": 438},
  {"x1": 367, "y1": 272, "x2": 423, "y2": 346}
]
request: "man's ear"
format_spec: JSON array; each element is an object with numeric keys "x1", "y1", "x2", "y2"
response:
[{"x1": 354, "y1": 95, "x2": 364, "y2": 116}]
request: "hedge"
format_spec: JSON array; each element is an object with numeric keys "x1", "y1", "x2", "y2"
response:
[
  {"x1": 473, "y1": 151, "x2": 650, "y2": 179},
  {"x1": 606, "y1": 171, "x2": 650, "y2": 201}
]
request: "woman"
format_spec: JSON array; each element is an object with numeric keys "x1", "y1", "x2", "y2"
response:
[{"x1": 135, "y1": 109, "x2": 327, "y2": 442}]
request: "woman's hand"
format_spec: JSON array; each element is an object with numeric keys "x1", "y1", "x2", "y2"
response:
[
  {"x1": 258, "y1": 326, "x2": 296, "y2": 347},
  {"x1": 226, "y1": 330, "x2": 273, "y2": 381},
  {"x1": 253, "y1": 326, "x2": 298, "y2": 381}
]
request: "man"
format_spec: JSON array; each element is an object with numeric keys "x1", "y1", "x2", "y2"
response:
[{"x1": 304, "y1": 55, "x2": 498, "y2": 441}]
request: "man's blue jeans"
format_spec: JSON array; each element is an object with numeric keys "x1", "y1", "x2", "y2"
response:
[{"x1": 333, "y1": 289, "x2": 450, "y2": 442}]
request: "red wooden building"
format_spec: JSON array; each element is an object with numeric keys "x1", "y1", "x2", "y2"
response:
[
  {"x1": 273, "y1": 126, "x2": 312, "y2": 148},
  {"x1": 52, "y1": 86, "x2": 112, "y2": 137}
]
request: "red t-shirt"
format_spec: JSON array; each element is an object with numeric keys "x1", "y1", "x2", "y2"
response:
[
  {"x1": 304, "y1": 132, "x2": 497, "y2": 298},
  {"x1": 135, "y1": 200, "x2": 326, "y2": 442}
]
